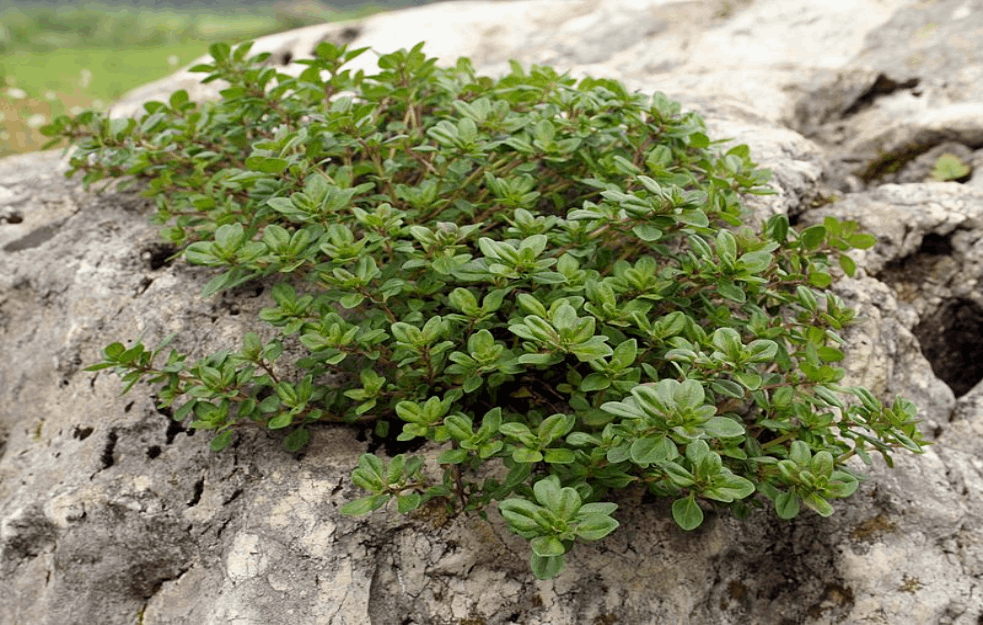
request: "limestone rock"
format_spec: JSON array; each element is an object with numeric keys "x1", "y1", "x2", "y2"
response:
[{"x1": 4, "y1": 1, "x2": 983, "y2": 624}]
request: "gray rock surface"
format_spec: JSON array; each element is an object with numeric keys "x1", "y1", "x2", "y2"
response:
[{"x1": 4, "y1": 0, "x2": 983, "y2": 623}]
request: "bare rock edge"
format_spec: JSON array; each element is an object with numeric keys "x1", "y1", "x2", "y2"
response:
[{"x1": 3, "y1": 1, "x2": 983, "y2": 623}]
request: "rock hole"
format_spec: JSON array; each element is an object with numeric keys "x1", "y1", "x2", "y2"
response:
[
  {"x1": 224, "y1": 489, "x2": 243, "y2": 505},
  {"x1": 101, "y1": 430, "x2": 118, "y2": 469},
  {"x1": 877, "y1": 231, "x2": 955, "y2": 294},
  {"x1": 124, "y1": 401, "x2": 135, "y2": 413},
  {"x1": 2, "y1": 211, "x2": 24, "y2": 224},
  {"x1": 841, "y1": 74, "x2": 920, "y2": 118},
  {"x1": 188, "y1": 477, "x2": 205, "y2": 507},
  {"x1": 280, "y1": 51, "x2": 293, "y2": 65},
  {"x1": 141, "y1": 243, "x2": 177, "y2": 270},
  {"x1": 365, "y1": 420, "x2": 427, "y2": 457},
  {"x1": 856, "y1": 141, "x2": 938, "y2": 183},
  {"x1": 913, "y1": 298, "x2": 983, "y2": 397},
  {"x1": 146, "y1": 445, "x2": 162, "y2": 459},
  {"x1": 917, "y1": 232, "x2": 953, "y2": 256},
  {"x1": 216, "y1": 518, "x2": 233, "y2": 538},
  {"x1": 135, "y1": 276, "x2": 154, "y2": 296},
  {"x1": 340, "y1": 26, "x2": 360, "y2": 43},
  {"x1": 164, "y1": 415, "x2": 192, "y2": 444},
  {"x1": 72, "y1": 425, "x2": 94, "y2": 441}
]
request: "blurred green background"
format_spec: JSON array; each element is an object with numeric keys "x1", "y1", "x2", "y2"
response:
[{"x1": 0, "y1": 0, "x2": 430, "y2": 158}]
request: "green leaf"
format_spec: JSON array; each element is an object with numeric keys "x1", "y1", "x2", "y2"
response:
[
  {"x1": 340, "y1": 494, "x2": 389, "y2": 516},
  {"x1": 673, "y1": 379, "x2": 705, "y2": 411},
  {"x1": 517, "y1": 353, "x2": 563, "y2": 366},
  {"x1": 747, "y1": 339, "x2": 778, "y2": 362},
  {"x1": 214, "y1": 223, "x2": 245, "y2": 252},
  {"x1": 817, "y1": 347, "x2": 845, "y2": 362},
  {"x1": 538, "y1": 413, "x2": 575, "y2": 444},
  {"x1": 847, "y1": 233, "x2": 877, "y2": 249},
  {"x1": 716, "y1": 229, "x2": 738, "y2": 265},
  {"x1": 210, "y1": 430, "x2": 233, "y2": 452},
  {"x1": 739, "y1": 250, "x2": 772, "y2": 273},
  {"x1": 774, "y1": 491, "x2": 800, "y2": 519},
  {"x1": 397, "y1": 493, "x2": 423, "y2": 514},
  {"x1": 284, "y1": 428, "x2": 310, "y2": 452},
  {"x1": 530, "y1": 553, "x2": 565, "y2": 580},
  {"x1": 800, "y1": 225, "x2": 826, "y2": 250},
  {"x1": 174, "y1": 401, "x2": 196, "y2": 422},
  {"x1": 570, "y1": 338, "x2": 613, "y2": 362},
  {"x1": 803, "y1": 492, "x2": 834, "y2": 517},
  {"x1": 544, "y1": 448, "x2": 577, "y2": 464},
  {"x1": 789, "y1": 440, "x2": 812, "y2": 465},
  {"x1": 531, "y1": 536, "x2": 566, "y2": 558},
  {"x1": 499, "y1": 497, "x2": 542, "y2": 523},
  {"x1": 838, "y1": 253, "x2": 857, "y2": 277},
  {"x1": 706, "y1": 475, "x2": 755, "y2": 502},
  {"x1": 499, "y1": 422, "x2": 533, "y2": 440},
  {"x1": 931, "y1": 153, "x2": 971, "y2": 181},
  {"x1": 672, "y1": 495, "x2": 704, "y2": 531},
  {"x1": 438, "y1": 448, "x2": 469, "y2": 464},
  {"x1": 245, "y1": 155, "x2": 290, "y2": 174},
  {"x1": 103, "y1": 342, "x2": 126, "y2": 360},
  {"x1": 808, "y1": 271, "x2": 832, "y2": 288},
  {"x1": 169, "y1": 89, "x2": 189, "y2": 108},
  {"x1": 445, "y1": 415, "x2": 474, "y2": 442},
  {"x1": 611, "y1": 339, "x2": 638, "y2": 368},
  {"x1": 574, "y1": 514, "x2": 619, "y2": 541},
  {"x1": 711, "y1": 327, "x2": 742, "y2": 359},
  {"x1": 581, "y1": 373, "x2": 611, "y2": 392},
  {"x1": 340, "y1": 293, "x2": 365, "y2": 309},
  {"x1": 810, "y1": 451, "x2": 835, "y2": 477},
  {"x1": 629, "y1": 435, "x2": 674, "y2": 465},
  {"x1": 117, "y1": 344, "x2": 146, "y2": 364},
  {"x1": 632, "y1": 224, "x2": 663, "y2": 242},
  {"x1": 553, "y1": 486, "x2": 583, "y2": 520},
  {"x1": 533, "y1": 476, "x2": 565, "y2": 510},
  {"x1": 733, "y1": 371, "x2": 762, "y2": 391},
  {"x1": 767, "y1": 214, "x2": 790, "y2": 242},
  {"x1": 828, "y1": 474, "x2": 859, "y2": 498},
  {"x1": 702, "y1": 416, "x2": 745, "y2": 438},
  {"x1": 711, "y1": 379, "x2": 745, "y2": 398},
  {"x1": 513, "y1": 447, "x2": 544, "y2": 463},
  {"x1": 268, "y1": 412, "x2": 293, "y2": 429}
]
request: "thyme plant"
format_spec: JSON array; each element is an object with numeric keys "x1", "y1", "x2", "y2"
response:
[{"x1": 48, "y1": 41, "x2": 925, "y2": 579}]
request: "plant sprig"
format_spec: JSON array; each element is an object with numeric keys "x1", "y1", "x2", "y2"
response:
[{"x1": 53, "y1": 40, "x2": 925, "y2": 580}]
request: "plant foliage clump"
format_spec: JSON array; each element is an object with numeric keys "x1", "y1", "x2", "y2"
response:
[{"x1": 50, "y1": 41, "x2": 925, "y2": 579}]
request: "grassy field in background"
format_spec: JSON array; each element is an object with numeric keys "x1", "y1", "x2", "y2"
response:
[{"x1": 0, "y1": 1, "x2": 388, "y2": 158}]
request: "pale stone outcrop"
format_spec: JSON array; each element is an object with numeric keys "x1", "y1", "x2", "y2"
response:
[{"x1": 4, "y1": 1, "x2": 983, "y2": 623}]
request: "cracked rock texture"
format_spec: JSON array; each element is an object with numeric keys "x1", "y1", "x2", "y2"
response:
[{"x1": 4, "y1": 0, "x2": 983, "y2": 623}]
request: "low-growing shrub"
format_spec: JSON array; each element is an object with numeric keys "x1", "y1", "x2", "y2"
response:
[{"x1": 48, "y1": 41, "x2": 925, "y2": 579}]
